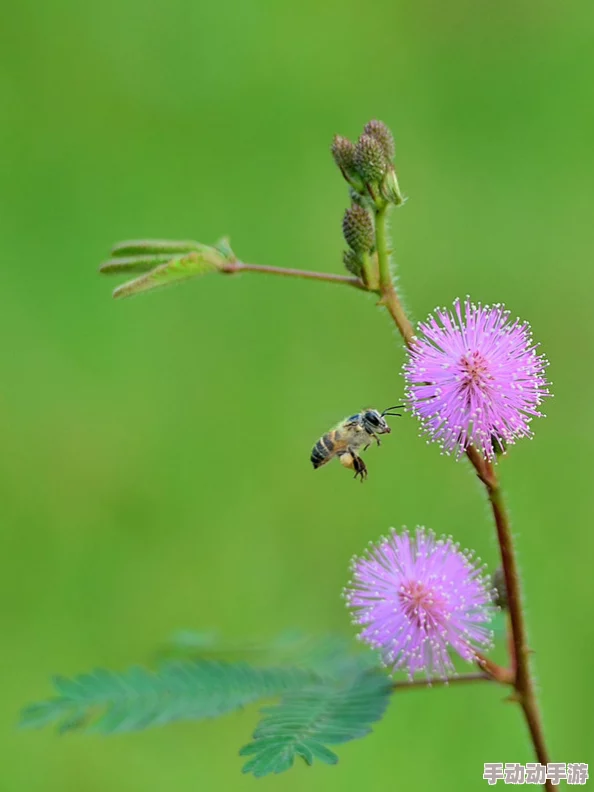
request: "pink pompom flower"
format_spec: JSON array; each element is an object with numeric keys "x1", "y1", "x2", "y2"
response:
[
  {"x1": 404, "y1": 297, "x2": 551, "y2": 459},
  {"x1": 345, "y1": 527, "x2": 495, "y2": 679}
]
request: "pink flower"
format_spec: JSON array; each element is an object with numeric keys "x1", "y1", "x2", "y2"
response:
[
  {"x1": 404, "y1": 298, "x2": 550, "y2": 459},
  {"x1": 345, "y1": 528, "x2": 494, "y2": 679}
]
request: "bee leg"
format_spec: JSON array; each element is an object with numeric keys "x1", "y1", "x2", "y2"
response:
[
  {"x1": 349, "y1": 450, "x2": 368, "y2": 482},
  {"x1": 355, "y1": 458, "x2": 368, "y2": 482}
]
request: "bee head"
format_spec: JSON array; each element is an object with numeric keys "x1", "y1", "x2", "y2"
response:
[
  {"x1": 362, "y1": 405, "x2": 403, "y2": 435},
  {"x1": 362, "y1": 409, "x2": 391, "y2": 434}
]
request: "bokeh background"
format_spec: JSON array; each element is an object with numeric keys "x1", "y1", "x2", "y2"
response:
[{"x1": 2, "y1": 0, "x2": 593, "y2": 789}]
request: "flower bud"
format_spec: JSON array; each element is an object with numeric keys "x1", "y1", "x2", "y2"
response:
[
  {"x1": 363, "y1": 120, "x2": 395, "y2": 161},
  {"x1": 343, "y1": 249, "x2": 363, "y2": 277},
  {"x1": 492, "y1": 567, "x2": 508, "y2": 610},
  {"x1": 342, "y1": 205, "x2": 375, "y2": 253},
  {"x1": 354, "y1": 134, "x2": 388, "y2": 186},
  {"x1": 331, "y1": 135, "x2": 364, "y2": 191},
  {"x1": 331, "y1": 135, "x2": 356, "y2": 172}
]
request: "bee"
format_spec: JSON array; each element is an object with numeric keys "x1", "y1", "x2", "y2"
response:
[{"x1": 311, "y1": 406, "x2": 403, "y2": 481}]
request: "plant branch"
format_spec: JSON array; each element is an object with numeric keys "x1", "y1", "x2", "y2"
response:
[
  {"x1": 374, "y1": 205, "x2": 416, "y2": 346},
  {"x1": 475, "y1": 652, "x2": 514, "y2": 685},
  {"x1": 222, "y1": 260, "x2": 368, "y2": 291}
]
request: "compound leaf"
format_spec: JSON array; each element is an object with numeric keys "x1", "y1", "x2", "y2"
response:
[
  {"x1": 20, "y1": 660, "x2": 317, "y2": 735},
  {"x1": 240, "y1": 669, "x2": 392, "y2": 777}
]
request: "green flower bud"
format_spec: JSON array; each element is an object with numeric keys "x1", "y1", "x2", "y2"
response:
[
  {"x1": 354, "y1": 134, "x2": 388, "y2": 185},
  {"x1": 492, "y1": 567, "x2": 508, "y2": 610},
  {"x1": 331, "y1": 135, "x2": 364, "y2": 192},
  {"x1": 331, "y1": 135, "x2": 356, "y2": 172},
  {"x1": 343, "y1": 249, "x2": 363, "y2": 277},
  {"x1": 363, "y1": 120, "x2": 395, "y2": 161},
  {"x1": 342, "y1": 205, "x2": 375, "y2": 253}
]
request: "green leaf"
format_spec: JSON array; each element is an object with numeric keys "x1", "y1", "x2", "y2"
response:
[
  {"x1": 20, "y1": 660, "x2": 318, "y2": 735},
  {"x1": 240, "y1": 669, "x2": 392, "y2": 777},
  {"x1": 99, "y1": 254, "x2": 185, "y2": 275},
  {"x1": 112, "y1": 249, "x2": 225, "y2": 299},
  {"x1": 20, "y1": 700, "x2": 72, "y2": 730},
  {"x1": 100, "y1": 239, "x2": 219, "y2": 276},
  {"x1": 21, "y1": 633, "x2": 391, "y2": 777},
  {"x1": 110, "y1": 240, "x2": 204, "y2": 257}
]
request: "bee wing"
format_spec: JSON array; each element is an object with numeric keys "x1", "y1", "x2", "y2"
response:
[{"x1": 340, "y1": 417, "x2": 362, "y2": 434}]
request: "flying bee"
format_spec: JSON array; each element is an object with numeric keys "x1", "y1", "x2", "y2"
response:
[{"x1": 311, "y1": 406, "x2": 403, "y2": 481}]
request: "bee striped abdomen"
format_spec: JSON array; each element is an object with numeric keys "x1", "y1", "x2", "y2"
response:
[{"x1": 311, "y1": 432, "x2": 337, "y2": 469}]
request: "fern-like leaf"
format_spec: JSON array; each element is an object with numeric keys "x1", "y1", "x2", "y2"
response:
[
  {"x1": 20, "y1": 660, "x2": 317, "y2": 735},
  {"x1": 239, "y1": 669, "x2": 392, "y2": 777}
]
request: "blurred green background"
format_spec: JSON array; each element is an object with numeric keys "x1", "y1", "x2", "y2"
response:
[{"x1": 2, "y1": 0, "x2": 593, "y2": 789}]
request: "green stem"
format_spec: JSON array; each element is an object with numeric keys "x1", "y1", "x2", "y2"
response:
[
  {"x1": 222, "y1": 261, "x2": 367, "y2": 291},
  {"x1": 374, "y1": 205, "x2": 415, "y2": 346}
]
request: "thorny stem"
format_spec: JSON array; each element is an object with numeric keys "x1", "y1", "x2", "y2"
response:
[
  {"x1": 222, "y1": 260, "x2": 368, "y2": 291},
  {"x1": 466, "y1": 447, "x2": 555, "y2": 789},
  {"x1": 466, "y1": 449, "x2": 529, "y2": 690}
]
